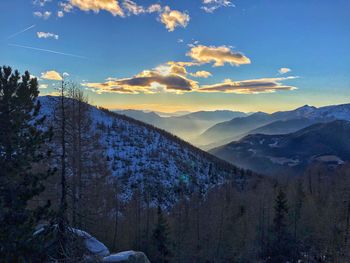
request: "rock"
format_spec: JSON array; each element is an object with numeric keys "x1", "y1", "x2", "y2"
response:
[
  {"x1": 69, "y1": 228, "x2": 110, "y2": 257},
  {"x1": 103, "y1": 251, "x2": 150, "y2": 263}
]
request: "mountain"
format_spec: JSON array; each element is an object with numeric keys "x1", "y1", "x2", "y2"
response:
[
  {"x1": 40, "y1": 96, "x2": 251, "y2": 207},
  {"x1": 117, "y1": 109, "x2": 163, "y2": 124},
  {"x1": 199, "y1": 118, "x2": 318, "y2": 151},
  {"x1": 153, "y1": 110, "x2": 191, "y2": 117},
  {"x1": 210, "y1": 120, "x2": 350, "y2": 176},
  {"x1": 197, "y1": 103, "x2": 350, "y2": 148},
  {"x1": 246, "y1": 118, "x2": 317, "y2": 135},
  {"x1": 181, "y1": 110, "x2": 247, "y2": 122},
  {"x1": 196, "y1": 112, "x2": 272, "y2": 146},
  {"x1": 117, "y1": 109, "x2": 247, "y2": 142}
]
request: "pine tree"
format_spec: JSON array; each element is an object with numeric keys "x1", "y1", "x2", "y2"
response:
[
  {"x1": 265, "y1": 188, "x2": 296, "y2": 262},
  {"x1": 0, "y1": 66, "x2": 53, "y2": 261},
  {"x1": 152, "y1": 206, "x2": 172, "y2": 263}
]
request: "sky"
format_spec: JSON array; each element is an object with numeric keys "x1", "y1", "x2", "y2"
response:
[{"x1": 1, "y1": 0, "x2": 349, "y2": 113}]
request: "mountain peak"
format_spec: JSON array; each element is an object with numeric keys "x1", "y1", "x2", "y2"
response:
[{"x1": 295, "y1": 104, "x2": 316, "y2": 111}]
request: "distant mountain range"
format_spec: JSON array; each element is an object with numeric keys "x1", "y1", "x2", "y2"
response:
[
  {"x1": 153, "y1": 110, "x2": 191, "y2": 117},
  {"x1": 197, "y1": 104, "x2": 350, "y2": 148},
  {"x1": 210, "y1": 120, "x2": 350, "y2": 176},
  {"x1": 116, "y1": 109, "x2": 247, "y2": 141}
]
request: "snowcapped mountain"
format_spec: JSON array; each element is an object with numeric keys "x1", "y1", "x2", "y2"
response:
[
  {"x1": 272, "y1": 103, "x2": 350, "y2": 121},
  {"x1": 304, "y1": 103, "x2": 350, "y2": 120},
  {"x1": 197, "y1": 103, "x2": 350, "y2": 148},
  {"x1": 39, "y1": 96, "x2": 249, "y2": 207}
]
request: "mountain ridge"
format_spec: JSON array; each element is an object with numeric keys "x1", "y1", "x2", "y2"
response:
[
  {"x1": 209, "y1": 120, "x2": 350, "y2": 175},
  {"x1": 197, "y1": 103, "x2": 350, "y2": 147}
]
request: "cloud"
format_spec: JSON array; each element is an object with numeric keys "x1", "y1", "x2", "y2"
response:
[
  {"x1": 279, "y1": 67, "x2": 291, "y2": 74},
  {"x1": 156, "y1": 62, "x2": 189, "y2": 76},
  {"x1": 201, "y1": 0, "x2": 234, "y2": 13},
  {"x1": 155, "y1": 61, "x2": 203, "y2": 77},
  {"x1": 199, "y1": 76, "x2": 298, "y2": 94},
  {"x1": 55, "y1": 1, "x2": 188, "y2": 32},
  {"x1": 122, "y1": 1, "x2": 162, "y2": 16},
  {"x1": 83, "y1": 68, "x2": 198, "y2": 94},
  {"x1": 187, "y1": 45, "x2": 251, "y2": 67},
  {"x1": 68, "y1": 0, "x2": 124, "y2": 16},
  {"x1": 60, "y1": 2, "x2": 74, "y2": 12},
  {"x1": 41, "y1": 91, "x2": 61, "y2": 96},
  {"x1": 39, "y1": 84, "x2": 49, "y2": 89},
  {"x1": 41, "y1": 70, "x2": 63, "y2": 81},
  {"x1": 147, "y1": 4, "x2": 162, "y2": 13},
  {"x1": 122, "y1": 0, "x2": 145, "y2": 15},
  {"x1": 63, "y1": 72, "x2": 70, "y2": 77},
  {"x1": 187, "y1": 40, "x2": 200, "y2": 48},
  {"x1": 190, "y1": 70, "x2": 212, "y2": 78},
  {"x1": 37, "y1": 31, "x2": 59, "y2": 40},
  {"x1": 167, "y1": 61, "x2": 200, "y2": 67},
  {"x1": 160, "y1": 6, "x2": 190, "y2": 32},
  {"x1": 33, "y1": 11, "x2": 52, "y2": 19},
  {"x1": 33, "y1": 0, "x2": 52, "y2": 7},
  {"x1": 83, "y1": 74, "x2": 298, "y2": 95},
  {"x1": 57, "y1": 2, "x2": 74, "y2": 17}
]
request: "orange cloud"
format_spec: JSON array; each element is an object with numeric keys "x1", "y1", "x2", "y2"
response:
[
  {"x1": 187, "y1": 45, "x2": 251, "y2": 67},
  {"x1": 69, "y1": 0, "x2": 124, "y2": 16},
  {"x1": 160, "y1": 6, "x2": 190, "y2": 32},
  {"x1": 41, "y1": 70, "x2": 63, "y2": 81},
  {"x1": 83, "y1": 69, "x2": 198, "y2": 94}
]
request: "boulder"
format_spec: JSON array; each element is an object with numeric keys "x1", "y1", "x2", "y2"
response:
[
  {"x1": 103, "y1": 251, "x2": 150, "y2": 263},
  {"x1": 69, "y1": 228, "x2": 110, "y2": 257}
]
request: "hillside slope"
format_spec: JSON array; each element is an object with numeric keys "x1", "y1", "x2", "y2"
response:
[{"x1": 40, "y1": 96, "x2": 251, "y2": 206}]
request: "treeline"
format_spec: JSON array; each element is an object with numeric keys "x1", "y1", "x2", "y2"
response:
[{"x1": 103, "y1": 162, "x2": 350, "y2": 262}]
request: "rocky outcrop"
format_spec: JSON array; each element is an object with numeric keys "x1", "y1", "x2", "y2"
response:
[
  {"x1": 69, "y1": 228, "x2": 110, "y2": 257},
  {"x1": 34, "y1": 225, "x2": 150, "y2": 262}
]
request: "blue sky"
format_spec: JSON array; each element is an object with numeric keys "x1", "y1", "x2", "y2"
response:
[{"x1": 1, "y1": 0, "x2": 349, "y2": 112}]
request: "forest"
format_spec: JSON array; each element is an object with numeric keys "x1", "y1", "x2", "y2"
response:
[{"x1": 1, "y1": 66, "x2": 350, "y2": 263}]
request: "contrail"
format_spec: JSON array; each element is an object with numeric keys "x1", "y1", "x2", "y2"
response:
[
  {"x1": 5, "y1": 24, "x2": 36, "y2": 40},
  {"x1": 8, "y1": 43, "x2": 88, "y2": 59}
]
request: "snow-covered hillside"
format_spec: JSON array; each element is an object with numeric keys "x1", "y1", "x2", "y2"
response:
[{"x1": 39, "y1": 96, "x2": 247, "y2": 207}]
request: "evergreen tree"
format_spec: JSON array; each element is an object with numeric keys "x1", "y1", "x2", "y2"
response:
[
  {"x1": 265, "y1": 188, "x2": 296, "y2": 262},
  {"x1": 152, "y1": 206, "x2": 172, "y2": 263},
  {"x1": 0, "y1": 66, "x2": 53, "y2": 261}
]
